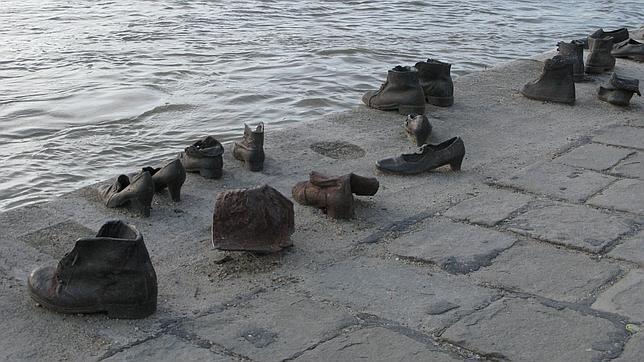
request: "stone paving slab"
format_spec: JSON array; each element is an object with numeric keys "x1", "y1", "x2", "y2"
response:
[
  {"x1": 506, "y1": 203, "x2": 633, "y2": 253},
  {"x1": 593, "y1": 125, "x2": 644, "y2": 150},
  {"x1": 294, "y1": 327, "x2": 460, "y2": 361},
  {"x1": 104, "y1": 334, "x2": 235, "y2": 361},
  {"x1": 388, "y1": 218, "x2": 517, "y2": 274},
  {"x1": 441, "y1": 297, "x2": 624, "y2": 361},
  {"x1": 17, "y1": 220, "x2": 95, "y2": 259},
  {"x1": 611, "y1": 151, "x2": 644, "y2": 179},
  {"x1": 615, "y1": 332, "x2": 644, "y2": 362},
  {"x1": 554, "y1": 142, "x2": 634, "y2": 171},
  {"x1": 0, "y1": 204, "x2": 70, "y2": 240},
  {"x1": 496, "y1": 161, "x2": 617, "y2": 202},
  {"x1": 608, "y1": 230, "x2": 644, "y2": 267},
  {"x1": 184, "y1": 290, "x2": 357, "y2": 362},
  {"x1": 298, "y1": 257, "x2": 499, "y2": 334},
  {"x1": 592, "y1": 269, "x2": 644, "y2": 323},
  {"x1": 473, "y1": 240, "x2": 624, "y2": 303},
  {"x1": 443, "y1": 188, "x2": 533, "y2": 226},
  {"x1": 587, "y1": 178, "x2": 644, "y2": 215}
]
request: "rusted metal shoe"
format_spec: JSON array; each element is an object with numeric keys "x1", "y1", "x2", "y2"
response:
[
  {"x1": 577, "y1": 28, "x2": 629, "y2": 49},
  {"x1": 585, "y1": 37, "x2": 616, "y2": 74},
  {"x1": 404, "y1": 114, "x2": 432, "y2": 146},
  {"x1": 292, "y1": 172, "x2": 379, "y2": 219},
  {"x1": 28, "y1": 220, "x2": 158, "y2": 319},
  {"x1": 180, "y1": 136, "x2": 224, "y2": 179},
  {"x1": 521, "y1": 55, "x2": 575, "y2": 104},
  {"x1": 376, "y1": 137, "x2": 465, "y2": 175},
  {"x1": 415, "y1": 59, "x2": 454, "y2": 107},
  {"x1": 99, "y1": 171, "x2": 154, "y2": 217},
  {"x1": 233, "y1": 122, "x2": 265, "y2": 172},
  {"x1": 598, "y1": 73, "x2": 641, "y2": 106},
  {"x1": 142, "y1": 159, "x2": 186, "y2": 202},
  {"x1": 362, "y1": 66, "x2": 426, "y2": 114},
  {"x1": 557, "y1": 40, "x2": 586, "y2": 82},
  {"x1": 212, "y1": 185, "x2": 294, "y2": 252},
  {"x1": 612, "y1": 39, "x2": 644, "y2": 62}
]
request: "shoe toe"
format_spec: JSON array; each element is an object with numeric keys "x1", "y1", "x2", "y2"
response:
[
  {"x1": 28, "y1": 266, "x2": 57, "y2": 301},
  {"x1": 362, "y1": 90, "x2": 377, "y2": 106}
]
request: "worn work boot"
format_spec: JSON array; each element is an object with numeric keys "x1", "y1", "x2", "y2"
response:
[
  {"x1": 28, "y1": 220, "x2": 158, "y2": 319},
  {"x1": 585, "y1": 37, "x2": 616, "y2": 73},
  {"x1": 362, "y1": 66, "x2": 426, "y2": 114},
  {"x1": 233, "y1": 122, "x2": 265, "y2": 172},
  {"x1": 415, "y1": 59, "x2": 454, "y2": 107},
  {"x1": 557, "y1": 40, "x2": 586, "y2": 81},
  {"x1": 99, "y1": 171, "x2": 154, "y2": 217},
  {"x1": 612, "y1": 39, "x2": 644, "y2": 61},
  {"x1": 142, "y1": 159, "x2": 186, "y2": 202},
  {"x1": 579, "y1": 28, "x2": 630, "y2": 48},
  {"x1": 404, "y1": 114, "x2": 432, "y2": 146},
  {"x1": 180, "y1": 136, "x2": 224, "y2": 179},
  {"x1": 598, "y1": 73, "x2": 641, "y2": 106},
  {"x1": 292, "y1": 172, "x2": 378, "y2": 219},
  {"x1": 521, "y1": 55, "x2": 575, "y2": 104},
  {"x1": 376, "y1": 137, "x2": 465, "y2": 175}
]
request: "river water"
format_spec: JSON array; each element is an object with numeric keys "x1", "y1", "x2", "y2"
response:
[{"x1": 1, "y1": 0, "x2": 642, "y2": 211}]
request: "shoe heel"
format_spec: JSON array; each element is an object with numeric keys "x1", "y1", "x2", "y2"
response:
[
  {"x1": 450, "y1": 157, "x2": 463, "y2": 171},
  {"x1": 199, "y1": 168, "x2": 222, "y2": 179},
  {"x1": 397, "y1": 104, "x2": 425, "y2": 115},
  {"x1": 105, "y1": 301, "x2": 156, "y2": 319},
  {"x1": 168, "y1": 182, "x2": 182, "y2": 202},
  {"x1": 248, "y1": 161, "x2": 264, "y2": 172},
  {"x1": 130, "y1": 198, "x2": 151, "y2": 217},
  {"x1": 426, "y1": 96, "x2": 454, "y2": 107}
]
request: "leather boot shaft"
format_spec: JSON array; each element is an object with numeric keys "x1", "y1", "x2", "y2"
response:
[
  {"x1": 415, "y1": 59, "x2": 454, "y2": 107},
  {"x1": 585, "y1": 37, "x2": 616, "y2": 73},
  {"x1": 557, "y1": 41, "x2": 585, "y2": 81}
]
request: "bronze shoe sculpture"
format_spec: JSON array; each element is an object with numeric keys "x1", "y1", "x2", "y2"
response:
[
  {"x1": 612, "y1": 39, "x2": 644, "y2": 61},
  {"x1": 27, "y1": 220, "x2": 158, "y2": 319},
  {"x1": 585, "y1": 37, "x2": 616, "y2": 73},
  {"x1": 415, "y1": 59, "x2": 454, "y2": 107},
  {"x1": 557, "y1": 40, "x2": 585, "y2": 82},
  {"x1": 212, "y1": 185, "x2": 294, "y2": 252},
  {"x1": 233, "y1": 122, "x2": 265, "y2": 172},
  {"x1": 521, "y1": 55, "x2": 575, "y2": 104},
  {"x1": 376, "y1": 137, "x2": 465, "y2": 175},
  {"x1": 180, "y1": 136, "x2": 224, "y2": 179},
  {"x1": 142, "y1": 159, "x2": 186, "y2": 202},
  {"x1": 577, "y1": 28, "x2": 629, "y2": 49},
  {"x1": 404, "y1": 114, "x2": 432, "y2": 146},
  {"x1": 362, "y1": 66, "x2": 426, "y2": 114},
  {"x1": 99, "y1": 171, "x2": 154, "y2": 217},
  {"x1": 292, "y1": 172, "x2": 379, "y2": 220},
  {"x1": 598, "y1": 73, "x2": 641, "y2": 107}
]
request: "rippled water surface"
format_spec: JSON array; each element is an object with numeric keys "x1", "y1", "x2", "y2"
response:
[{"x1": 1, "y1": 0, "x2": 642, "y2": 210}]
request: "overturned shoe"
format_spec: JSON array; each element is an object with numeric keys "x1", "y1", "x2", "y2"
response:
[
  {"x1": 28, "y1": 220, "x2": 158, "y2": 319},
  {"x1": 577, "y1": 28, "x2": 629, "y2": 49},
  {"x1": 557, "y1": 40, "x2": 586, "y2": 82},
  {"x1": 376, "y1": 137, "x2": 465, "y2": 175},
  {"x1": 521, "y1": 55, "x2": 575, "y2": 104},
  {"x1": 292, "y1": 172, "x2": 379, "y2": 220},
  {"x1": 585, "y1": 37, "x2": 616, "y2": 73},
  {"x1": 233, "y1": 122, "x2": 265, "y2": 172},
  {"x1": 598, "y1": 73, "x2": 641, "y2": 106},
  {"x1": 180, "y1": 136, "x2": 224, "y2": 179},
  {"x1": 362, "y1": 66, "x2": 426, "y2": 114},
  {"x1": 415, "y1": 59, "x2": 454, "y2": 107},
  {"x1": 99, "y1": 171, "x2": 154, "y2": 217},
  {"x1": 143, "y1": 159, "x2": 186, "y2": 202},
  {"x1": 212, "y1": 185, "x2": 294, "y2": 252},
  {"x1": 612, "y1": 39, "x2": 644, "y2": 61},
  {"x1": 404, "y1": 114, "x2": 432, "y2": 146}
]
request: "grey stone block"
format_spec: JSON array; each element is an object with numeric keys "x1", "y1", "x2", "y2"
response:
[
  {"x1": 615, "y1": 331, "x2": 644, "y2": 362},
  {"x1": 554, "y1": 143, "x2": 634, "y2": 171},
  {"x1": 473, "y1": 241, "x2": 622, "y2": 302},
  {"x1": 441, "y1": 298, "x2": 624, "y2": 361},
  {"x1": 186, "y1": 290, "x2": 357, "y2": 362},
  {"x1": 299, "y1": 257, "x2": 499, "y2": 333},
  {"x1": 611, "y1": 152, "x2": 644, "y2": 179},
  {"x1": 592, "y1": 269, "x2": 644, "y2": 323},
  {"x1": 587, "y1": 179, "x2": 644, "y2": 215},
  {"x1": 17, "y1": 220, "x2": 95, "y2": 259},
  {"x1": 294, "y1": 327, "x2": 459, "y2": 361},
  {"x1": 0, "y1": 204, "x2": 69, "y2": 240},
  {"x1": 443, "y1": 189, "x2": 533, "y2": 226},
  {"x1": 608, "y1": 230, "x2": 644, "y2": 266},
  {"x1": 104, "y1": 335, "x2": 234, "y2": 361},
  {"x1": 507, "y1": 203, "x2": 632, "y2": 253},
  {"x1": 594, "y1": 126, "x2": 644, "y2": 150},
  {"x1": 389, "y1": 218, "x2": 517, "y2": 274},
  {"x1": 497, "y1": 162, "x2": 616, "y2": 202}
]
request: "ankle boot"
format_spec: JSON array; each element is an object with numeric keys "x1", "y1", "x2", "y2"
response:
[
  {"x1": 578, "y1": 28, "x2": 630, "y2": 49},
  {"x1": 376, "y1": 137, "x2": 465, "y2": 175},
  {"x1": 585, "y1": 37, "x2": 616, "y2": 73},
  {"x1": 99, "y1": 171, "x2": 154, "y2": 217},
  {"x1": 404, "y1": 114, "x2": 432, "y2": 146},
  {"x1": 612, "y1": 39, "x2": 644, "y2": 61},
  {"x1": 28, "y1": 220, "x2": 157, "y2": 319},
  {"x1": 598, "y1": 73, "x2": 641, "y2": 106},
  {"x1": 143, "y1": 159, "x2": 186, "y2": 202},
  {"x1": 557, "y1": 40, "x2": 585, "y2": 81},
  {"x1": 362, "y1": 66, "x2": 426, "y2": 114},
  {"x1": 521, "y1": 55, "x2": 575, "y2": 104},
  {"x1": 415, "y1": 59, "x2": 454, "y2": 107},
  {"x1": 233, "y1": 122, "x2": 265, "y2": 172},
  {"x1": 292, "y1": 172, "x2": 379, "y2": 219},
  {"x1": 180, "y1": 136, "x2": 224, "y2": 179}
]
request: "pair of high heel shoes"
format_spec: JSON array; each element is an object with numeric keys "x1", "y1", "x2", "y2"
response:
[{"x1": 99, "y1": 159, "x2": 186, "y2": 217}]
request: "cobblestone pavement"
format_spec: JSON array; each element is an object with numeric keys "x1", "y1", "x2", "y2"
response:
[{"x1": 0, "y1": 50, "x2": 642, "y2": 361}]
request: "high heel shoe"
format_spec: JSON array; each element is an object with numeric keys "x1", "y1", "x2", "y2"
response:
[
  {"x1": 99, "y1": 171, "x2": 154, "y2": 217},
  {"x1": 143, "y1": 159, "x2": 186, "y2": 202},
  {"x1": 180, "y1": 136, "x2": 224, "y2": 179},
  {"x1": 376, "y1": 137, "x2": 465, "y2": 175}
]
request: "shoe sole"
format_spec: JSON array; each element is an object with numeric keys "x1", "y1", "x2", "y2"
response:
[
  {"x1": 426, "y1": 96, "x2": 454, "y2": 107},
  {"x1": 368, "y1": 103, "x2": 425, "y2": 115},
  {"x1": 29, "y1": 290, "x2": 156, "y2": 319},
  {"x1": 520, "y1": 90, "x2": 575, "y2": 105},
  {"x1": 585, "y1": 65, "x2": 614, "y2": 73}
]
